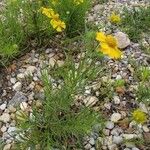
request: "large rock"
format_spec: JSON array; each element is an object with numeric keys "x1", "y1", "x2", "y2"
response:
[
  {"x1": 114, "y1": 32, "x2": 130, "y2": 49},
  {"x1": 8, "y1": 92, "x2": 27, "y2": 106}
]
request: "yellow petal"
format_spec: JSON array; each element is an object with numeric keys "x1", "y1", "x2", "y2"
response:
[
  {"x1": 56, "y1": 27, "x2": 62, "y2": 32},
  {"x1": 101, "y1": 43, "x2": 122, "y2": 59},
  {"x1": 96, "y1": 32, "x2": 106, "y2": 43}
]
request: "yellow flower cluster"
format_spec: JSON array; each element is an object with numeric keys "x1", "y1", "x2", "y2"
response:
[
  {"x1": 132, "y1": 109, "x2": 147, "y2": 124},
  {"x1": 96, "y1": 32, "x2": 122, "y2": 59},
  {"x1": 74, "y1": 0, "x2": 84, "y2": 5},
  {"x1": 41, "y1": 7, "x2": 66, "y2": 32},
  {"x1": 109, "y1": 12, "x2": 121, "y2": 24}
]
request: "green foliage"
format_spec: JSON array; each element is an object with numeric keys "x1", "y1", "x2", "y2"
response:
[
  {"x1": 136, "y1": 84, "x2": 150, "y2": 105},
  {"x1": 14, "y1": 51, "x2": 103, "y2": 149},
  {"x1": 0, "y1": 0, "x2": 54, "y2": 66},
  {"x1": 136, "y1": 66, "x2": 150, "y2": 82},
  {"x1": 0, "y1": 0, "x2": 91, "y2": 65},
  {"x1": 121, "y1": 6, "x2": 150, "y2": 42},
  {"x1": 47, "y1": 0, "x2": 91, "y2": 37},
  {"x1": 114, "y1": 79, "x2": 125, "y2": 88}
]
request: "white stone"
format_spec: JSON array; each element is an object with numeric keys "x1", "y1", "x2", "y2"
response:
[
  {"x1": 116, "y1": 75, "x2": 122, "y2": 80},
  {"x1": 104, "y1": 103, "x2": 111, "y2": 110},
  {"x1": 57, "y1": 60, "x2": 64, "y2": 67},
  {"x1": 105, "y1": 121, "x2": 114, "y2": 129},
  {"x1": 89, "y1": 137, "x2": 95, "y2": 145},
  {"x1": 93, "y1": 4, "x2": 102, "y2": 11},
  {"x1": 8, "y1": 106, "x2": 16, "y2": 113},
  {"x1": 0, "y1": 103, "x2": 7, "y2": 110},
  {"x1": 17, "y1": 73, "x2": 25, "y2": 80},
  {"x1": 13, "y1": 82, "x2": 22, "y2": 91},
  {"x1": 114, "y1": 32, "x2": 130, "y2": 49},
  {"x1": 123, "y1": 134, "x2": 138, "y2": 140},
  {"x1": 3, "y1": 144, "x2": 11, "y2": 150},
  {"x1": 84, "y1": 143, "x2": 91, "y2": 149},
  {"x1": 111, "y1": 128, "x2": 123, "y2": 136},
  {"x1": 110, "y1": 113, "x2": 121, "y2": 122},
  {"x1": 25, "y1": 66, "x2": 37, "y2": 76},
  {"x1": 49, "y1": 58, "x2": 56, "y2": 67},
  {"x1": 83, "y1": 96, "x2": 98, "y2": 107},
  {"x1": 1, "y1": 126, "x2": 7, "y2": 132},
  {"x1": 108, "y1": 144, "x2": 117, "y2": 150},
  {"x1": 139, "y1": 102, "x2": 148, "y2": 113},
  {"x1": 132, "y1": 148, "x2": 140, "y2": 150},
  {"x1": 0, "y1": 113, "x2": 10, "y2": 123},
  {"x1": 113, "y1": 96, "x2": 120, "y2": 104},
  {"x1": 142, "y1": 125, "x2": 149, "y2": 132},
  {"x1": 10, "y1": 78, "x2": 16, "y2": 84},
  {"x1": 7, "y1": 127, "x2": 17, "y2": 135},
  {"x1": 20, "y1": 102, "x2": 28, "y2": 111},
  {"x1": 113, "y1": 136, "x2": 123, "y2": 144}
]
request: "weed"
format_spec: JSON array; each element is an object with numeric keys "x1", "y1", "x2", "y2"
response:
[
  {"x1": 120, "y1": 6, "x2": 150, "y2": 42},
  {"x1": 136, "y1": 84, "x2": 150, "y2": 105},
  {"x1": 136, "y1": 66, "x2": 150, "y2": 82},
  {"x1": 14, "y1": 51, "x2": 103, "y2": 149}
]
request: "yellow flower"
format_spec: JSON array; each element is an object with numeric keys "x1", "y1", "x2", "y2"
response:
[
  {"x1": 41, "y1": 7, "x2": 55, "y2": 18},
  {"x1": 132, "y1": 109, "x2": 147, "y2": 124},
  {"x1": 50, "y1": 19, "x2": 66, "y2": 32},
  {"x1": 96, "y1": 32, "x2": 122, "y2": 59},
  {"x1": 74, "y1": 0, "x2": 84, "y2": 5},
  {"x1": 109, "y1": 12, "x2": 121, "y2": 24}
]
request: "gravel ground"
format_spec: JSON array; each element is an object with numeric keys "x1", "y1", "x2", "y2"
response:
[{"x1": 0, "y1": 0, "x2": 150, "y2": 150}]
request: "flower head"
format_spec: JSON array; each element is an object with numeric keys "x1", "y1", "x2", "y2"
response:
[
  {"x1": 50, "y1": 19, "x2": 66, "y2": 32},
  {"x1": 109, "y1": 12, "x2": 121, "y2": 24},
  {"x1": 132, "y1": 109, "x2": 147, "y2": 124},
  {"x1": 41, "y1": 7, "x2": 55, "y2": 18},
  {"x1": 96, "y1": 32, "x2": 122, "y2": 59}
]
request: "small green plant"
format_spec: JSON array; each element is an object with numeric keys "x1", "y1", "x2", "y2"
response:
[
  {"x1": 121, "y1": 6, "x2": 150, "y2": 42},
  {"x1": 114, "y1": 79, "x2": 125, "y2": 88},
  {"x1": 14, "y1": 51, "x2": 103, "y2": 149},
  {"x1": 136, "y1": 66, "x2": 150, "y2": 82},
  {"x1": 136, "y1": 84, "x2": 150, "y2": 105}
]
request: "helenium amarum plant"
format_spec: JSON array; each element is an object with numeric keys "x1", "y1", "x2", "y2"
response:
[{"x1": 14, "y1": 52, "x2": 103, "y2": 149}]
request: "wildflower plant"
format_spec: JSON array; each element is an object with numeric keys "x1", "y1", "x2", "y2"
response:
[
  {"x1": 132, "y1": 109, "x2": 147, "y2": 124},
  {"x1": 109, "y1": 12, "x2": 121, "y2": 24},
  {"x1": 42, "y1": 0, "x2": 91, "y2": 37},
  {"x1": 14, "y1": 50, "x2": 103, "y2": 149},
  {"x1": 96, "y1": 32, "x2": 122, "y2": 59}
]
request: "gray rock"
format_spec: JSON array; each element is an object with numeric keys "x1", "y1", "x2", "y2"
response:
[
  {"x1": 108, "y1": 144, "x2": 118, "y2": 150},
  {"x1": 7, "y1": 127, "x2": 17, "y2": 136},
  {"x1": 13, "y1": 82, "x2": 22, "y2": 91},
  {"x1": 0, "y1": 103, "x2": 7, "y2": 110},
  {"x1": 0, "y1": 113, "x2": 10, "y2": 123},
  {"x1": 114, "y1": 32, "x2": 130, "y2": 49},
  {"x1": 132, "y1": 148, "x2": 140, "y2": 150},
  {"x1": 83, "y1": 96, "x2": 98, "y2": 107},
  {"x1": 8, "y1": 92, "x2": 27, "y2": 106},
  {"x1": 111, "y1": 128, "x2": 123, "y2": 136},
  {"x1": 10, "y1": 78, "x2": 16, "y2": 84},
  {"x1": 106, "y1": 121, "x2": 114, "y2": 129},
  {"x1": 84, "y1": 143, "x2": 92, "y2": 149},
  {"x1": 89, "y1": 137, "x2": 95, "y2": 145},
  {"x1": 113, "y1": 136, "x2": 123, "y2": 144},
  {"x1": 110, "y1": 113, "x2": 121, "y2": 122}
]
